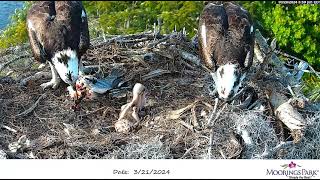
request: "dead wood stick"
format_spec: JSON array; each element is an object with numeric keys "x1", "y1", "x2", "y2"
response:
[
  {"x1": 117, "y1": 37, "x2": 150, "y2": 44},
  {"x1": 208, "y1": 102, "x2": 227, "y2": 128},
  {"x1": 257, "y1": 141, "x2": 294, "y2": 159},
  {"x1": 255, "y1": 29, "x2": 284, "y2": 69},
  {"x1": 179, "y1": 50, "x2": 200, "y2": 66},
  {"x1": 253, "y1": 41, "x2": 275, "y2": 80},
  {"x1": 191, "y1": 105, "x2": 199, "y2": 128},
  {"x1": 207, "y1": 97, "x2": 219, "y2": 126},
  {"x1": 93, "y1": 32, "x2": 161, "y2": 47},
  {"x1": 275, "y1": 49, "x2": 320, "y2": 79},
  {"x1": 219, "y1": 147, "x2": 226, "y2": 159},
  {"x1": 168, "y1": 101, "x2": 197, "y2": 120},
  {"x1": 179, "y1": 120, "x2": 194, "y2": 132},
  {"x1": 78, "y1": 106, "x2": 108, "y2": 118},
  {"x1": 172, "y1": 47, "x2": 212, "y2": 73},
  {"x1": 270, "y1": 89, "x2": 305, "y2": 143},
  {"x1": 0, "y1": 124, "x2": 17, "y2": 133},
  {"x1": 142, "y1": 69, "x2": 171, "y2": 81},
  {"x1": 0, "y1": 54, "x2": 31, "y2": 72},
  {"x1": 152, "y1": 48, "x2": 174, "y2": 59},
  {"x1": 208, "y1": 128, "x2": 214, "y2": 159},
  {"x1": 180, "y1": 142, "x2": 200, "y2": 159},
  {"x1": 146, "y1": 33, "x2": 172, "y2": 48},
  {"x1": 14, "y1": 93, "x2": 47, "y2": 118},
  {"x1": 19, "y1": 71, "x2": 51, "y2": 86}
]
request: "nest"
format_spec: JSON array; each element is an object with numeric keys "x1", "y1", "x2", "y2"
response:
[{"x1": 0, "y1": 30, "x2": 319, "y2": 159}]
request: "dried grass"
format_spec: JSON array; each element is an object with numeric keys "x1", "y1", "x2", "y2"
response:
[{"x1": 0, "y1": 31, "x2": 319, "y2": 159}]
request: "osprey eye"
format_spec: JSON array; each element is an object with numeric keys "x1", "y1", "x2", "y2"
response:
[{"x1": 67, "y1": 71, "x2": 72, "y2": 80}]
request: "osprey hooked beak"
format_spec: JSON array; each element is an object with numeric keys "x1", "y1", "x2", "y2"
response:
[
  {"x1": 52, "y1": 49, "x2": 81, "y2": 86},
  {"x1": 211, "y1": 64, "x2": 246, "y2": 102}
]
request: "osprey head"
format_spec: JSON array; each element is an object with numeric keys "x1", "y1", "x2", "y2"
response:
[
  {"x1": 52, "y1": 49, "x2": 80, "y2": 87},
  {"x1": 212, "y1": 63, "x2": 246, "y2": 101}
]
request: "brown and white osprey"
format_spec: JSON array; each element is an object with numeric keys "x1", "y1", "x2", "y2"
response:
[
  {"x1": 198, "y1": 1, "x2": 254, "y2": 101},
  {"x1": 26, "y1": 1, "x2": 89, "y2": 94}
]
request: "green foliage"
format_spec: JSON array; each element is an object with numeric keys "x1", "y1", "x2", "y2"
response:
[
  {"x1": 302, "y1": 74, "x2": 320, "y2": 102},
  {"x1": 240, "y1": 1, "x2": 320, "y2": 101},
  {"x1": 240, "y1": 1, "x2": 320, "y2": 70},
  {"x1": 83, "y1": 1, "x2": 204, "y2": 38},
  {"x1": 0, "y1": 1, "x2": 32, "y2": 49}
]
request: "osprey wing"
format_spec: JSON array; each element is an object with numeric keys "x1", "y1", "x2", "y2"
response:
[
  {"x1": 224, "y1": 2, "x2": 254, "y2": 69},
  {"x1": 79, "y1": 2, "x2": 90, "y2": 57},
  {"x1": 198, "y1": 3, "x2": 228, "y2": 71},
  {"x1": 26, "y1": 1, "x2": 56, "y2": 63}
]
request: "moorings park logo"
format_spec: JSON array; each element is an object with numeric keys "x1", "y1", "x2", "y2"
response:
[{"x1": 266, "y1": 161, "x2": 319, "y2": 179}]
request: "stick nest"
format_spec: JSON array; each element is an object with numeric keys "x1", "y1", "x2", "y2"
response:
[{"x1": 0, "y1": 30, "x2": 319, "y2": 159}]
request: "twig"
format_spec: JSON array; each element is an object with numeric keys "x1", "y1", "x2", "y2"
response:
[
  {"x1": 219, "y1": 147, "x2": 226, "y2": 159},
  {"x1": 0, "y1": 54, "x2": 31, "y2": 72},
  {"x1": 146, "y1": 33, "x2": 172, "y2": 48},
  {"x1": 78, "y1": 106, "x2": 108, "y2": 118},
  {"x1": 179, "y1": 120, "x2": 194, "y2": 132},
  {"x1": 191, "y1": 105, "x2": 199, "y2": 128},
  {"x1": 208, "y1": 102, "x2": 227, "y2": 128},
  {"x1": 207, "y1": 98, "x2": 219, "y2": 126},
  {"x1": 255, "y1": 29, "x2": 284, "y2": 68},
  {"x1": 180, "y1": 142, "x2": 200, "y2": 159},
  {"x1": 94, "y1": 31, "x2": 161, "y2": 48},
  {"x1": 287, "y1": 85, "x2": 296, "y2": 97},
  {"x1": 256, "y1": 141, "x2": 294, "y2": 159},
  {"x1": 141, "y1": 69, "x2": 172, "y2": 81},
  {"x1": 13, "y1": 93, "x2": 47, "y2": 118},
  {"x1": 275, "y1": 49, "x2": 320, "y2": 79},
  {"x1": 208, "y1": 128, "x2": 214, "y2": 159},
  {"x1": 0, "y1": 124, "x2": 17, "y2": 133},
  {"x1": 19, "y1": 71, "x2": 51, "y2": 86}
]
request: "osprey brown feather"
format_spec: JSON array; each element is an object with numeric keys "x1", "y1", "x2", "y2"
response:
[
  {"x1": 198, "y1": 1, "x2": 254, "y2": 100},
  {"x1": 26, "y1": 1, "x2": 89, "y2": 93}
]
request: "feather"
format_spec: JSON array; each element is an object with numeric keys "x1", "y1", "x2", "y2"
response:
[{"x1": 79, "y1": 69, "x2": 124, "y2": 94}]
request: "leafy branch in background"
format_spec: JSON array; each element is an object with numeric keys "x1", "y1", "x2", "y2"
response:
[
  {"x1": 241, "y1": 1, "x2": 320, "y2": 101},
  {"x1": 0, "y1": 1, "x2": 32, "y2": 49},
  {"x1": 83, "y1": 1, "x2": 204, "y2": 38}
]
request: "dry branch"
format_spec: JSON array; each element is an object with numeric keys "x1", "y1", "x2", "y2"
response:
[
  {"x1": 254, "y1": 29, "x2": 308, "y2": 144},
  {"x1": 275, "y1": 49, "x2": 320, "y2": 79},
  {"x1": 168, "y1": 101, "x2": 198, "y2": 120},
  {"x1": 1, "y1": 29, "x2": 319, "y2": 160},
  {"x1": 180, "y1": 142, "x2": 199, "y2": 159},
  {"x1": 0, "y1": 54, "x2": 31, "y2": 72},
  {"x1": 179, "y1": 120, "x2": 194, "y2": 132},
  {"x1": 19, "y1": 71, "x2": 51, "y2": 86},
  {"x1": 141, "y1": 69, "x2": 171, "y2": 81},
  {"x1": 0, "y1": 124, "x2": 17, "y2": 133},
  {"x1": 256, "y1": 141, "x2": 294, "y2": 159},
  {"x1": 254, "y1": 29, "x2": 284, "y2": 68},
  {"x1": 13, "y1": 93, "x2": 47, "y2": 118},
  {"x1": 269, "y1": 84, "x2": 306, "y2": 144}
]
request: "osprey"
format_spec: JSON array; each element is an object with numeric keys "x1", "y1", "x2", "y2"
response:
[
  {"x1": 26, "y1": 1, "x2": 89, "y2": 94},
  {"x1": 198, "y1": 1, "x2": 254, "y2": 101}
]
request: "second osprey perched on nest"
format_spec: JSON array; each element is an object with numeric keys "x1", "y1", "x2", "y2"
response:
[
  {"x1": 198, "y1": 1, "x2": 254, "y2": 101},
  {"x1": 26, "y1": 1, "x2": 89, "y2": 94}
]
